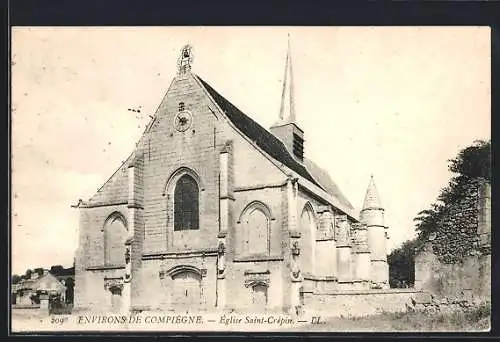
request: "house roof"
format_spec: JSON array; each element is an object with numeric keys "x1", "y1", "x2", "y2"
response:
[
  {"x1": 196, "y1": 75, "x2": 321, "y2": 188},
  {"x1": 13, "y1": 273, "x2": 66, "y2": 293},
  {"x1": 196, "y1": 75, "x2": 354, "y2": 209},
  {"x1": 33, "y1": 273, "x2": 66, "y2": 292}
]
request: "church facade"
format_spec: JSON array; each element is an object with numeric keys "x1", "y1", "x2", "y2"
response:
[{"x1": 74, "y1": 43, "x2": 390, "y2": 313}]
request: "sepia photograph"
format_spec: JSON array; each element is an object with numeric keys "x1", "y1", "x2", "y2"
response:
[{"x1": 10, "y1": 26, "x2": 491, "y2": 333}]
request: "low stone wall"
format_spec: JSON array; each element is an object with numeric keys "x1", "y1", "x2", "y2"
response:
[
  {"x1": 12, "y1": 304, "x2": 41, "y2": 309},
  {"x1": 304, "y1": 288, "x2": 421, "y2": 317},
  {"x1": 415, "y1": 249, "x2": 490, "y2": 301},
  {"x1": 408, "y1": 292, "x2": 489, "y2": 315}
]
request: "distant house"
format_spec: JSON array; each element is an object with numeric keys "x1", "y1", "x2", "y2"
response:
[
  {"x1": 12, "y1": 278, "x2": 38, "y2": 306},
  {"x1": 12, "y1": 267, "x2": 75, "y2": 306}
]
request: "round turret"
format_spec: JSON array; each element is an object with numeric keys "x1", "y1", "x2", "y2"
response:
[{"x1": 360, "y1": 175, "x2": 389, "y2": 288}]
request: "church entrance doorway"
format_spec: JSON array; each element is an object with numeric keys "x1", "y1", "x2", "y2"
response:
[
  {"x1": 171, "y1": 271, "x2": 202, "y2": 311},
  {"x1": 251, "y1": 283, "x2": 267, "y2": 311},
  {"x1": 109, "y1": 285, "x2": 122, "y2": 312}
]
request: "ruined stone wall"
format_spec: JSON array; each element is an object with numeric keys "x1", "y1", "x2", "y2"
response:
[{"x1": 415, "y1": 178, "x2": 490, "y2": 301}]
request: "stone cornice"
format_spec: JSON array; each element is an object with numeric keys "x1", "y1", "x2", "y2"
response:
[
  {"x1": 233, "y1": 255, "x2": 283, "y2": 263},
  {"x1": 142, "y1": 249, "x2": 218, "y2": 260},
  {"x1": 86, "y1": 265, "x2": 125, "y2": 271},
  {"x1": 303, "y1": 274, "x2": 338, "y2": 282},
  {"x1": 127, "y1": 203, "x2": 144, "y2": 209},
  {"x1": 80, "y1": 201, "x2": 128, "y2": 209},
  {"x1": 234, "y1": 182, "x2": 287, "y2": 192}
]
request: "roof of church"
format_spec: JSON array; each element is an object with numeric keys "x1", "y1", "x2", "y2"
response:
[
  {"x1": 196, "y1": 75, "x2": 320, "y2": 187},
  {"x1": 304, "y1": 159, "x2": 354, "y2": 209},
  {"x1": 362, "y1": 175, "x2": 383, "y2": 210},
  {"x1": 84, "y1": 71, "x2": 355, "y2": 212},
  {"x1": 197, "y1": 75, "x2": 354, "y2": 209}
]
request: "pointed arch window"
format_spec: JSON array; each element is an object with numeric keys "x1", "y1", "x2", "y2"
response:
[
  {"x1": 244, "y1": 208, "x2": 268, "y2": 255},
  {"x1": 300, "y1": 205, "x2": 316, "y2": 274},
  {"x1": 237, "y1": 201, "x2": 272, "y2": 256},
  {"x1": 103, "y1": 213, "x2": 128, "y2": 266},
  {"x1": 174, "y1": 174, "x2": 199, "y2": 231}
]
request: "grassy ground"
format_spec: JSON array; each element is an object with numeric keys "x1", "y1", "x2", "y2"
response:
[
  {"x1": 294, "y1": 303, "x2": 491, "y2": 332},
  {"x1": 11, "y1": 303, "x2": 490, "y2": 333}
]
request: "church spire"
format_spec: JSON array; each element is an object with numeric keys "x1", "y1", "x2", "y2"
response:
[
  {"x1": 270, "y1": 34, "x2": 304, "y2": 161},
  {"x1": 362, "y1": 175, "x2": 383, "y2": 211},
  {"x1": 279, "y1": 34, "x2": 296, "y2": 123}
]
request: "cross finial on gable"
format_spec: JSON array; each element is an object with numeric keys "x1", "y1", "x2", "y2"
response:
[{"x1": 177, "y1": 44, "x2": 194, "y2": 75}]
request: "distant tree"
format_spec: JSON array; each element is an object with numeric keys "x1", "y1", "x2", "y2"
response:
[
  {"x1": 24, "y1": 269, "x2": 32, "y2": 279},
  {"x1": 33, "y1": 268, "x2": 44, "y2": 277},
  {"x1": 50, "y1": 265, "x2": 65, "y2": 275},
  {"x1": 414, "y1": 139, "x2": 491, "y2": 244},
  {"x1": 12, "y1": 274, "x2": 22, "y2": 284},
  {"x1": 65, "y1": 277, "x2": 75, "y2": 304},
  {"x1": 388, "y1": 239, "x2": 416, "y2": 288},
  {"x1": 437, "y1": 139, "x2": 491, "y2": 206},
  {"x1": 448, "y1": 139, "x2": 491, "y2": 181}
]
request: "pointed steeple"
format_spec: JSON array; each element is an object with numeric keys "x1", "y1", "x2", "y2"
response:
[
  {"x1": 362, "y1": 175, "x2": 383, "y2": 210},
  {"x1": 279, "y1": 34, "x2": 296, "y2": 123},
  {"x1": 270, "y1": 34, "x2": 304, "y2": 161}
]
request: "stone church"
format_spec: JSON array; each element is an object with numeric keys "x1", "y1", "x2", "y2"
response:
[{"x1": 74, "y1": 42, "x2": 390, "y2": 314}]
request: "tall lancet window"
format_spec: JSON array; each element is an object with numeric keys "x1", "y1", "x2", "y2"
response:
[
  {"x1": 103, "y1": 213, "x2": 128, "y2": 266},
  {"x1": 174, "y1": 174, "x2": 199, "y2": 231},
  {"x1": 238, "y1": 201, "x2": 272, "y2": 256},
  {"x1": 244, "y1": 208, "x2": 268, "y2": 255},
  {"x1": 300, "y1": 205, "x2": 316, "y2": 274}
]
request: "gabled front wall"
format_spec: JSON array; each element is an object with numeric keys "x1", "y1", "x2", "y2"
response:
[
  {"x1": 130, "y1": 73, "x2": 292, "y2": 311},
  {"x1": 141, "y1": 75, "x2": 224, "y2": 254}
]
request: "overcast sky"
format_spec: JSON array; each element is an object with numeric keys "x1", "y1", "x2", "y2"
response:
[{"x1": 11, "y1": 27, "x2": 490, "y2": 275}]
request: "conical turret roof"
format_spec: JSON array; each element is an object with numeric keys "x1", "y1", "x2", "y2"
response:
[{"x1": 362, "y1": 175, "x2": 383, "y2": 210}]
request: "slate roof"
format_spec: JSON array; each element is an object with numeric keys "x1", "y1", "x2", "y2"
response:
[
  {"x1": 196, "y1": 76, "x2": 321, "y2": 188},
  {"x1": 304, "y1": 159, "x2": 354, "y2": 210},
  {"x1": 197, "y1": 75, "x2": 354, "y2": 209}
]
